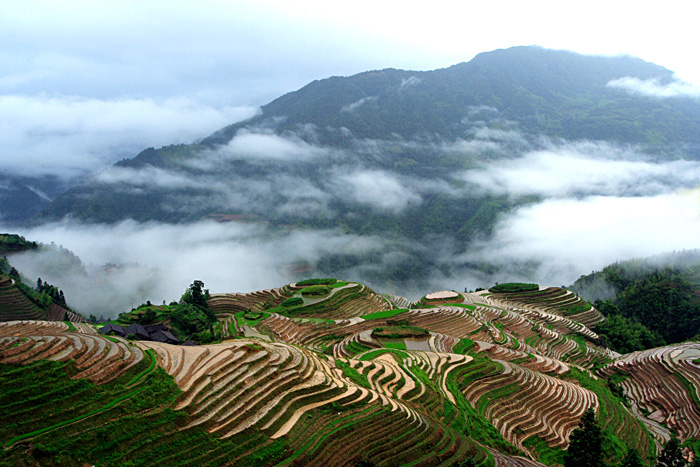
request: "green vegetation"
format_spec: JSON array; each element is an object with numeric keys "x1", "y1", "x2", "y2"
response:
[
  {"x1": 0, "y1": 358, "x2": 288, "y2": 467},
  {"x1": 524, "y1": 435, "x2": 565, "y2": 466},
  {"x1": 566, "y1": 368, "x2": 653, "y2": 464},
  {"x1": 560, "y1": 302, "x2": 592, "y2": 315},
  {"x1": 296, "y1": 278, "x2": 337, "y2": 286},
  {"x1": 300, "y1": 285, "x2": 331, "y2": 296},
  {"x1": 595, "y1": 314, "x2": 665, "y2": 354},
  {"x1": 383, "y1": 341, "x2": 407, "y2": 350},
  {"x1": 281, "y1": 297, "x2": 304, "y2": 307},
  {"x1": 4, "y1": 250, "x2": 698, "y2": 466},
  {"x1": 372, "y1": 325, "x2": 429, "y2": 339},
  {"x1": 336, "y1": 360, "x2": 370, "y2": 388},
  {"x1": 0, "y1": 233, "x2": 38, "y2": 254},
  {"x1": 115, "y1": 280, "x2": 219, "y2": 344},
  {"x1": 656, "y1": 436, "x2": 685, "y2": 467},
  {"x1": 443, "y1": 356, "x2": 518, "y2": 456},
  {"x1": 278, "y1": 283, "x2": 366, "y2": 318},
  {"x1": 235, "y1": 310, "x2": 271, "y2": 327},
  {"x1": 489, "y1": 283, "x2": 539, "y2": 293},
  {"x1": 180, "y1": 279, "x2": 211, "y2": 310},
  {"x1": 126, "y1": 350, "x2": 157, "y2": 386},
  {"x1": 564, "y1": 409, "x2": 604, "y2": 467},
  {"x1": 572, "y1": 251, "x2": 700, "y2": 346},
  {"x1": 452, "y1": 338, "x2": 475, "y2": 355},
  {"x1": 361, "y1": 308, "x2": 408, "y2": 320}
]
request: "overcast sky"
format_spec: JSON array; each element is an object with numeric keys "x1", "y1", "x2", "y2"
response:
[
  {"x1": 4, "y1": 1, "x2": 700, "y2": 102},
  {"x1": 2, "y1": 0, "x2": 700, "y2": 179}
]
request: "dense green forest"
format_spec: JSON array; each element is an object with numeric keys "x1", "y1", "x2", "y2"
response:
[{"x1": 571, "y1": 251, "x2": 700, "y2": 353}]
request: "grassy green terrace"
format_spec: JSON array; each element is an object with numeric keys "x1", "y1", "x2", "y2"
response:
[{"x1": 1, "y1": 278, "x2": 697, "y2": 466}]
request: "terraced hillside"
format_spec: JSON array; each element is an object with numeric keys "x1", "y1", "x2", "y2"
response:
[
  {"x1": 0, "y1": 275, "x2": 44, "y2": 321},
  {"x1": 1, "y1": 280, "x2": 698, "y2": 467},
  {"x1": 0, "y1": 273, "x2": 86, "y2": 324}
]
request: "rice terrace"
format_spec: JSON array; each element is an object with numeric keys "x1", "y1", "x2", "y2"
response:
[{"x1": 2, "y1": 269, "x2": 700, "y2": 466}]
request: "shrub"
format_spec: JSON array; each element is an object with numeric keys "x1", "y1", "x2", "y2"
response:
[
  {"x1": 297, "y1": 278, "x2": 337, "y2": 286},
  {"x1": 301, "y1": 285, "x2": 331, "y2": 296},
  {"x1": 489, "y1": 283, "x2": 539, "y2": 293},
  {"x1": 282, "y1": 297, "x2": 304, "y2": 307},
  {"x1": 372, "y1": 325, "x2": 430, "y2": 339}
]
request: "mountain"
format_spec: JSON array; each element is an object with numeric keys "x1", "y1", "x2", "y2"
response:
[
  {"x1": 0, "y1": 174, "x2": 67, "y2": 224},
  {"x1": 2, "y1": 277, "x2": 699, "y2": 466},
  {"x1": 205, "y1": 45, "x2": 699, "y2": 147},
  {"x1": 19, "y1": 46, "x2": 700, "y2": 289},
  {"x1": 36, "y1": 46, "x2": 700, "y2": 225}
]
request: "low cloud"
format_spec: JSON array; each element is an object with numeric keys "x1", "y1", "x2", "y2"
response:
[
  {"x1": 209, "y1": 130, "x2": 332, "y2": 164},
  {"x1": 607, "y1": 76, "x2": 700, "y2": 99},
  {"x1": 0, "y1": 94, "x2": 257, "y2": 179},
  {"x1": 400, "y1": 76, "x2": 422, "y2": 88},
  {"x1": 93, "y1": 166, "x2": 207, "y2": 189},
  {"x1": 460, "y1": 141, "x2": 700, "y2": 197},
  {"x1": 6, "y1": 219, "x2": 393, "y2": 317},
  {"x1": 329, "y1": 169, "x2": 423, "y2": 212},
  {"x1": 340, "y1": 96, "x2": 378, "y2": 113},
  {"x1": 460, "y1": 190, "x2": 700, "y2": 286}
]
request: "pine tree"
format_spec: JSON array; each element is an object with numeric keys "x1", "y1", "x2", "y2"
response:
[
  {"x1": 622, "y1": 448, "x2": 645, "y2": 467},
  {"x1": 451, "y1": 459, "x2": 476, "y2": 467},
  {"x1": 565, "y1": 408, "x2": 605, "y2": 467},
  {"x1": 656, "y1": 437, "x2": 685, "y2": 467}
]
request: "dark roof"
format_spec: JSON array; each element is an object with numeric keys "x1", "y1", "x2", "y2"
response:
[
  {"x1": 181, "y1": 340, "x2": 198, "y2": 346},
  {"x1": 123, "y1": 323, "x2": 150, "y2": 339},
  {"x1": 151, "y1": 329, "x2": 180, "y2": 344},
  {"x1": 145, "y1": 323, "x2": 168, "y2": 335},
  {"x1": 99, "y1": 323, "x2": 125, "y2": 336}
]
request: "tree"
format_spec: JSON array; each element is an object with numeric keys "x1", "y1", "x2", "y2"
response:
[
  {"x1": 621, "y1": 448, "x2": 645, "y2": 467},
  {"x1": 181, "y1": 280, "x2": 210, "y2": 309},
  {"x1": 656, "y1": 436, "x2": 685, "y2": 467},
  {"x1": 564, "y1": 408, "x2": 605, "y2": 467}
]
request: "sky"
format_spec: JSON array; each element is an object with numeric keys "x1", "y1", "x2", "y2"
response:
[
  {"x1": 2, "y1": 0, "x2": 699, "y2": 178},
  {"x1": 3, "y1": 0, "x2": 699, "y2": 179},
  {"x1": 2, "y1": 1, "x2": 700, "y2": 312}
]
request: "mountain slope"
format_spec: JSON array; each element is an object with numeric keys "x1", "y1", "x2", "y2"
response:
[
  {"x1": 27, "y1": 47, "x2": 700, "y2": 290},
  {"x1": 205, "y1": 46, "x2": 696, "y2": 147},
  {"x1": 38, "y1": 46, "x2": 700, "y2": 228}
]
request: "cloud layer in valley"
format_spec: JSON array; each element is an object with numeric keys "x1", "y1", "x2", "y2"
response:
[
  {"x1": 460, "y1": 141, "x2": 700, "y2": 198},
  {"x1": 0, "y1": 95, "x2": 257, "y2": 179},
  {"x1": 7, "y1": 183, "x2": 699, "y2": 318},
  {"x1": 460, "y1": 189, "x2": 700, "y2": 287},
  {"x1": 6, "y1": 220, "x2": 394, "y2": 318}
]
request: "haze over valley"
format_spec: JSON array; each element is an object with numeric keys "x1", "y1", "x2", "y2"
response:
[{"x1": 3, "y1": 44, "x2": 700, "y2": 316}]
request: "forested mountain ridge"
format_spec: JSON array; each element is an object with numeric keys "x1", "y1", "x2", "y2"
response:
[
  {"x1": 37, "y1": 46, "x2": 700, "y2": 226},
  {"x1": 204, "y1": 46, "x2": 699, "y2": 148},
  {"x1": 570, "y1": 250, "x2": 700, "y2": 352},
  {"x1": 20, "y1": 46, "x2": 700, "y2": 291}
]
